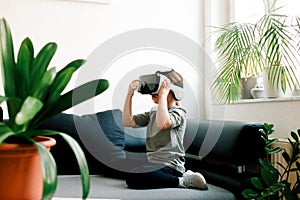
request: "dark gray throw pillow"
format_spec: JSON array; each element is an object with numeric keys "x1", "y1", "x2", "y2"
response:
[
  {"x1": 95, "y1": 109, "x2": 125, "y2": 149},
  {"x1": 39, "y1": 109, "x2": 126, "y2": 175},
  {"x1": 75, "y1": 109, "x2": 126, "y2": 162}
]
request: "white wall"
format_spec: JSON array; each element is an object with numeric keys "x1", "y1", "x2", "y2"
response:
[
  {"x1": 0, "y1": 0, "x2": 205, "y2": 119},
  {"x1": 1, "y1": 0, "x2": 297, "y2": 139}
]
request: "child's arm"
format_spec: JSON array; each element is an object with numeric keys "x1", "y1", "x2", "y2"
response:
[
  {"x1": 156, "y1": 80, "x2": 173, "y2": 130},
  {"x1": 122, "y1": 80, "x2": 139, "y2": 127}
]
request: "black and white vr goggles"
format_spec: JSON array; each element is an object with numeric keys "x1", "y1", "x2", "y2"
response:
[{"x1": 137, "y1": 72, "x2": 184, "y2": 101}]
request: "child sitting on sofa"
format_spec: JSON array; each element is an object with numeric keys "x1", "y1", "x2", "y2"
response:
[{"x1": 122, "y1": 69, "x2": 207, "y2": 190}]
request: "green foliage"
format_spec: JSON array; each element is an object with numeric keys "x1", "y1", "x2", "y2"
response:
[
  {"x1": 212, "y1": 0, "x2": 300, "y2": 103},
  {"x1": 0, "y1": 18, "x2": 110, "y2": 199},
  {"x1": 242, "y1": 123, "x2": 300, "y2": 200}
]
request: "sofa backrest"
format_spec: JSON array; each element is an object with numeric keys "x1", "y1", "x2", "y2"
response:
[
  {"x1": 184, "y1": 119, "x2": 265, "y2": 166},
  {"x1": 123, "y1": 117, "x2": 265, "y2": 175},
  {"x1": 38, "y1": 109, "x2": 265, "y2": 176}
]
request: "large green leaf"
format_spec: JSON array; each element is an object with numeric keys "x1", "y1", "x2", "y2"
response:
[
  {"x1": 58, "y1": 59, "x2": 86, "y2": 73},
  {"x1": 39, "y1": 79, "x2": 109, "y2": 123},
  {"x1": 0, "y1": 18, "x2": 15, "y2": 97},
  {"x1": 242, "y1": 189, "x2": 259, "y2": 199},
  {"x1": 266, "y1": 146, "x2": 282, "y2": 154},
  {"x1": 282, "y1": 151, "x2": 291, "y2": 163},
  {"x1": 5, "y1": 97, "x2": 23, "y2": 131},
  {"x1": 251, "y1": 177, "x2": 264, "y2": 190},
  {"x1": 31, "y1": 67, "x2": 57, "y2": 101},
  {"x1": 291, "y1": 131, "x2": 299, "y2": 143},
  {"x1": 58, "y1": 132, "x2": 90, "y2": 199},
  {"x1": 46, "y1": 59, "x2": 86, "y2": 107},
  {"x1": 269, "y1": 182, "x2": 285, "y2": 193},
  {"x1": 0, "y1": 96, "x2": 8, "y2": 104},
  {"x1": 33, "y1": 139, "x2": 57, "y2": 200},
  {"x1": 261, "y1": 187, "x2": 276, "y2": 197},
  {"x1": 261, "y1": 167, "x2": 279, "y2": 185},
  {"x1": 15, "y1": 96, "x2": 43, "y2": 126},
  {"x1": 0, "y1": 123, "x2": 15, "y2": 144},
  {"x1": 60, "y1": 79, "x2": 109, "y2": 110},
  {"x1": 0, "y1": 18, "x2": 16, "y2": 119},
  {"x1": 44, "y1": 67, "x2": 75, "y2": 107},
  {"x1": 30, "y1": 42, "x2": 57, "y2": 88},
  {"x1": 16, "y1": 37, "x2": 34, "y2": 99},
  {"x1": 33, "y1": 60, "x2": 85, "y2": 123},
  {"x1": 259, "y1": 158, "x2": 279, "y2": 185},
  {"x1": 266, "y1": 138, "x2": 279, "y2": 147}
]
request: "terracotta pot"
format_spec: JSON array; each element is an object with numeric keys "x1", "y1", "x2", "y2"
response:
[{"x1": 0, "y1": 136, "x2": 56, "y2": 200}]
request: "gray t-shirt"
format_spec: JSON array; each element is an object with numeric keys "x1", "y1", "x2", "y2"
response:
[{"x1": 133, "y1": 106, "x2": 187, "y2": 173}]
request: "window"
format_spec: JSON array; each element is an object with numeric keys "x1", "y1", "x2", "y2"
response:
[
  {"x1": 232, "y1": 0, "x2": 300, "y2": 102},
  {"x1": 234, "y1": 0, "x2": 300, "y2": 23}
]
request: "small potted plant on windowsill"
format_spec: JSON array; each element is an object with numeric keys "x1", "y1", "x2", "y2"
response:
[
  {"x1": 0, "y1": 18, "x2": 109, "y2": 200},
  {"x1": 250, "y1": 84, "x2": 265, "y2": 99}
]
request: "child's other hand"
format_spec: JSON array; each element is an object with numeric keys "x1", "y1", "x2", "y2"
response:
[{"x1": 158, "y1": 79, "x2": 171, "y2": 98}]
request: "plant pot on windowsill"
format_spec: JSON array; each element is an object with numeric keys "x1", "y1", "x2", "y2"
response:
[
  {"x1": 0, "y1": 136, "x2": 56, "y2": 200},
  {"x1": 262, "y1": 67, "x2": 294, "y2": 98},
  {"x1": 241, "y1": 77, "x2": 258, "y2": 99}
]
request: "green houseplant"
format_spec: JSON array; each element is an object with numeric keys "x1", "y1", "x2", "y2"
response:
[
  {"x1": 242, "y1": 123, "x2": 300, "y2": 200},
  {"x1": 211, "y1": 0, "x2": 300, "y2": 103},
  {"x1": 0, "y1": 18, "x2": 109, "y2": 199}
]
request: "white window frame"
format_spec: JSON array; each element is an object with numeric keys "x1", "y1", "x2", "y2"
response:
[{"x1": 56, "y1": 0, "x2": 111, "y2": 4}]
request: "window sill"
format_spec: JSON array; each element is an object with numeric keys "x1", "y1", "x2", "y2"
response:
[{"x1": 237, "y1": 95, "x2": 300, "y2": 104}]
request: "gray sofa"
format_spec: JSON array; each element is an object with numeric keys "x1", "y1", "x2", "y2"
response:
[{"x1": 39, "y1": 109, "x2": 265, "y2": 200}]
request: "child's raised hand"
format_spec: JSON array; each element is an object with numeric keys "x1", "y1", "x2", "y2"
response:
[
  {"x1": 128, "y1": 80, "x2": 140, "y2": 95},
  {"x1": 158, "y1": 79, "x2": 171, "y2": 97}
]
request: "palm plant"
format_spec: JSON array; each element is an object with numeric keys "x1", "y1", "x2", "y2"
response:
[
  {"x1": 212, "y1": 0, "x2": 300, "y2": 103},
  {"x1": 0, "y1": 18, "x2": 109, "y2": 199}
]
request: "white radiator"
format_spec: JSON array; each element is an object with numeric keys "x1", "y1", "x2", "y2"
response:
[{"x1": 270, "y1": 139, "x2": 297, "y2": 186}]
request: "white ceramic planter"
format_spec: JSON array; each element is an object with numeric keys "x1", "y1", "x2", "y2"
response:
[
  {"x1": 262, "y1": 68, "x2": 293, "y2": 98},
  {"x1": 250, "y1": 88, "x2": 265, "y2": 99}
]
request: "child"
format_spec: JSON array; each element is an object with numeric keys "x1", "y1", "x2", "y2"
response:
[{"x1": 122, "y1": 69, "x2": 207, "y2": 190}]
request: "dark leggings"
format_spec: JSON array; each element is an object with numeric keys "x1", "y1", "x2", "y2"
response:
[{"x1": 126, "y1": 164, "x2": 183, "y2": 189}]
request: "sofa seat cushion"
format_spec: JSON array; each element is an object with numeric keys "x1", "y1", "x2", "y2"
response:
[{"x1": 54, "y1": 175, "x2": 236, "y2": 200}]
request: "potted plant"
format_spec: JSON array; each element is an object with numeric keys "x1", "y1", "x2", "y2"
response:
[
  {"x1": 250, "y1": 84, "x2": 265, "y2": 99},
  {"x1": 0, "y1": 18, "x2": 109, "y2": 200},
  {"x1": 211, "y1": 0, "x2": 300, "y2": 103},
  {"x1": 242, "y1": 123, "x2": 300, "y2": 200}
]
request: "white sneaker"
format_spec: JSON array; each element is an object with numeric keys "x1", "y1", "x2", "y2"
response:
[{"x1": 182, "y1": 170, "x2": 208, "y2": 190}]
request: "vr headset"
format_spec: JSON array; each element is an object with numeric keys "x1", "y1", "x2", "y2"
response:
[{"x1": 137, "y1": 71, "x2": 184, "y2": 101}]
